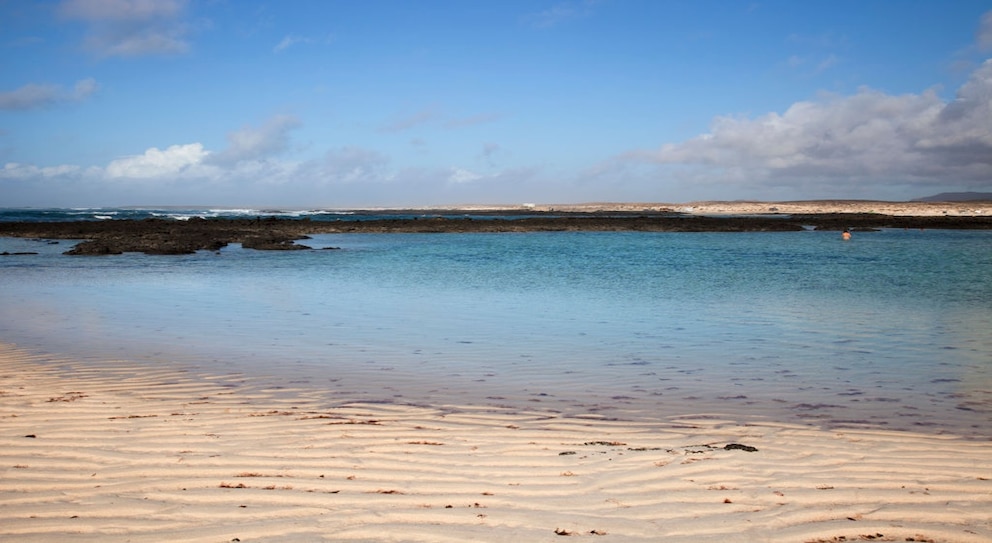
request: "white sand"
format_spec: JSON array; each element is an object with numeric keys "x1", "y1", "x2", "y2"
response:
[
  {"x1": 529, "y1": 200, "x2": 992, "y2": 217},
  {"x1": 2, "y1": 343, "x2": 990, "y2": 542}
]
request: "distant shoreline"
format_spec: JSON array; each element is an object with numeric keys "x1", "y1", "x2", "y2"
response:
[
  {"x1": 445, "y1": 199, "x2": 992, "y2": 217},
  {"x1": 2, "y1": 201, "x2": 992, "y2": 255},
  {"x1": 6, "y1": 199, "x2": 991, "y2": 217}
]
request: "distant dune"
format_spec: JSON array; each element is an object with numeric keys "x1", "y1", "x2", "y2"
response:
[
  {"x1": 912, "y1": 192, "x2": 992, "y2": 202},
  {"x1": 536, "y1": 200, "x2": 992, "y2": 216}
]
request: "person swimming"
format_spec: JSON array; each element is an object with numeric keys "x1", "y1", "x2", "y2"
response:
[{"x1": 842, "y1": 229, "x2": 851, "y2": 240}]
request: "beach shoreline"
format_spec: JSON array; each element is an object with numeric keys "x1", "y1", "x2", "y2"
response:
[{"x1": 3, "y1": 343, "x2": 990, "y2": 542}]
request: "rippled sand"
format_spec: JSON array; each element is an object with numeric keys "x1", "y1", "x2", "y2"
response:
[{"x1": 2, "y1": 343, "x2": 990, "y2": 542}]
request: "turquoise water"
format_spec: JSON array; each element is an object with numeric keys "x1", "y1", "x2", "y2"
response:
[{"x1": 2, "y1": 229, "x2": 991, "y2": 436}]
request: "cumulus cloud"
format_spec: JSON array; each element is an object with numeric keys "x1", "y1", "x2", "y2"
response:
[
  {"x1": 624, "y1": 59, "x2": 992, "y2": 195},
  {"x1": 58, "y1": 0, "x2": 192, "y2": 57},
  {"x1": 2, "y1": 136, "x2": 547, "y2": 207},
  {"x1": 208, "y1": 115, "x2": 302, "y2": 166},
  {"x1": 0, "y1": 78, "x2": 98, "y2": 110},
  {"x1": 105, "y1": 143, "x2": 209, "y2": 178}
]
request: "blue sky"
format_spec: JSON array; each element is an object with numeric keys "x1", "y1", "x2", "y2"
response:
[{"x1": 1, "y1": 0, "x2": 991, "y2": 208}]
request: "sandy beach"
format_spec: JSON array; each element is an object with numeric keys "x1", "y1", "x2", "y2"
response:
[
  {"x1": 531, "y1": 200, "x2": 992, "y2": 217},
  {"x1": 2, "y1": 343, "x2": 989, "y2": 542}
]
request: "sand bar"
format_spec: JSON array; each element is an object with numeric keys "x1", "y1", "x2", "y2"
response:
[{"x1": 2, "y1": 343, "x2": 990, "y2": 542}]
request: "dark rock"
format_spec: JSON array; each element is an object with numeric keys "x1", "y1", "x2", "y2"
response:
[
  {"x1": 241, "y1": 236, "x2": 309, "y2": 250},
  {"x1": 1, "y1": 213, "x2": 989, "y2": 256},
  {"x1": 65, "y1": 242, "x2": 123, "y2": 255}
]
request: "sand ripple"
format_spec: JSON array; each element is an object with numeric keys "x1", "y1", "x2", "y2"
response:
[{"x1": 2, "y1": 344, "x2": 990, "y2": 542}]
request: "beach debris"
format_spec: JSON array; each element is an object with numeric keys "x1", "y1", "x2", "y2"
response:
[
  {"x1": 325, "y1": 419, "x2": 382, "y2": 425},
  {"x1": 804, "y1": 535, "x2": 932, "y2": 543},
  {"x1": 553, "y1": 527, "x2": 606, "y2": 536},
  {"x1": 724, "y1": 443, "x2": 758, "y2": 452},
  {"x1": 47, "y1": 392, "x2": 87, "y2": 402}
]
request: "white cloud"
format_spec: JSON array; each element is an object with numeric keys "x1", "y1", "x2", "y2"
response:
[
  {"x1": 448, "y1": 168, "x2": 482, "y2": 184},
  {"x1": 208, "y1": 115, "x2": 302, "y2": 166},
  {"x1": 0, "y1": 84, "x2": 60, "y2": 110},
  {"x1": 58, "y1": 0, "x2": 191, "y2": 57},
  {"x1": 93, "y1": 31, "x2": 189, "y2": 57},
  {"x1": 72, "y1": 78, "x2": 99, "y2": 100},
  {"x1": 273, "y1": 34, "x2": 316, "y2": 53},
  {"x1": 2, "y1": 162, "x2": 82, "y2": 178},
  {"x1": 0, "y1": 78, "x2": 98, "y2": 110},
  {"x1": 979, "y1": 10, "x2": 992, "y2": 50},
  {"x1": 59, "y1": 0, "x2": 185, "y2": 21},
  {"x1": 274, "y1": 35, "x2": 299, "y2": 52},
  {"x1": 814, "y1": 54, "x2": 839, "y2": 74},
  {"x1": 105, "y1": 143, "x2": 209, "y2": 178},
  {"x1": 623, "y1": 59, "x2": 992, "y2": 195}
]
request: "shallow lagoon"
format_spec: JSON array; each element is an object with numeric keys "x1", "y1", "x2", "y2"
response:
[{"x1": 2, "y1": 229, "x2": 990, "y2": 435}]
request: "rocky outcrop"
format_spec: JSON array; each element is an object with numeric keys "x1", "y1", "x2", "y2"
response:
[{"x1": 241, "y1": 235, "x2": 311, "y2": 251}]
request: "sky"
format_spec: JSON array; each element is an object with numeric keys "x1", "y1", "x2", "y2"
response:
[{"x1": 1, "y1": 0, "x2": 991, "y2": 208}]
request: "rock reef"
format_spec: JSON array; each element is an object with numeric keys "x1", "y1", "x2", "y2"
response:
[{"x1": 1, "y1": 211, "x2": 989, "y2": 255}]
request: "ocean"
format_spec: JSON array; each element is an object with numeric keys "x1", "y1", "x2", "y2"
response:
[{"x1": 2, "y1": 208, "x2": 990, "y2": 437}]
